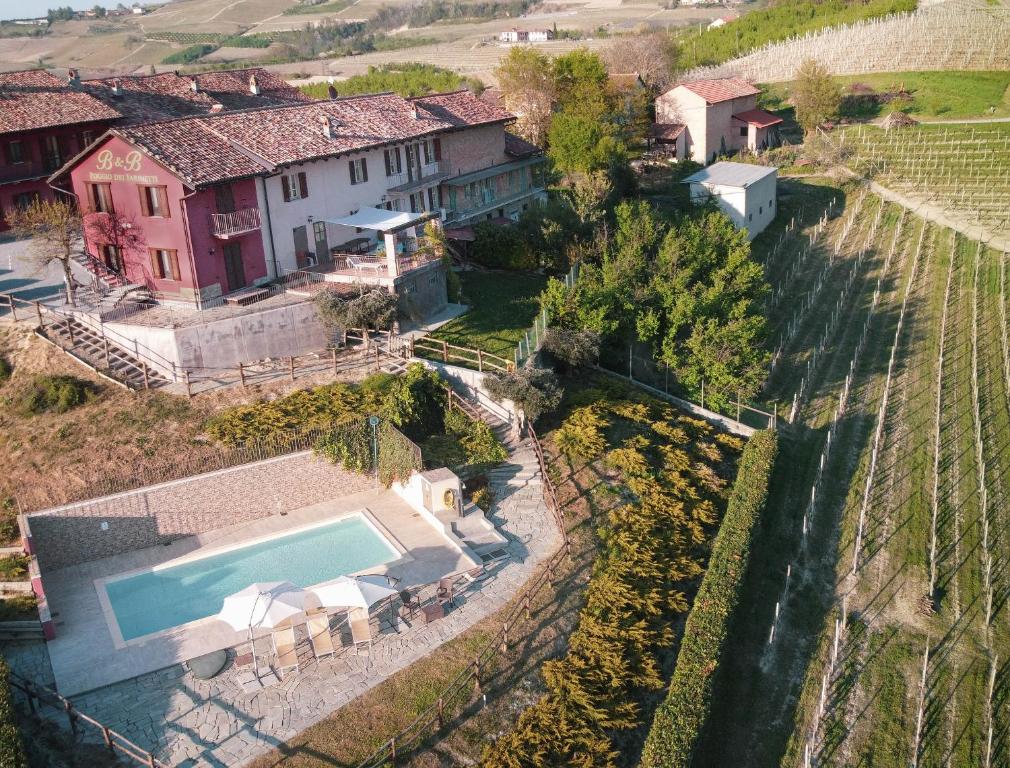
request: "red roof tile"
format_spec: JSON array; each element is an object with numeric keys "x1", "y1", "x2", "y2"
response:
[
  {"x1": 504, "y1": 131, "x2": 541, "y2": 158},
  {"x1": 650, "y1": 123, "x2": 685, "y2": 141},
  {"x1": 0, "y1": 69, "x2": 121, "y2": 136},
  {"x1": 82, "y1": 68, "x2": 311, "y2": 124},
  {"x1": 733, "y1": 108, "x2": 784, "y2": 128},
  {"x1": 94, "y1": 89, "x2": 515, "y2": 188},
  {"x1": 676, "y1": 77, "x2": 759, "y2": 104}
]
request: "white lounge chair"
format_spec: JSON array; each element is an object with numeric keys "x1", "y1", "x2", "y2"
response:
[
  {"x1": 272, "y1": 626, "x2": 298, "y2": 673},
  {"x1": 347, "y1": 256, "x2": 386, "y2": 273},
  {"x1": 306, "y1": 610, "x2": 335, "y2": 660},
  {"x1": 349, "y1": 607, "x2": 372, "y2": 654}
]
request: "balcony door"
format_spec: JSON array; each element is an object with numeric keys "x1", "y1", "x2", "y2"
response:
[
  {"x1": 223, "y1": 242, "x2": 246, "y2": 293},
  {"x1": 312, "y1": 221, "x2": 330, "y2": 264},
  {"x1": 43, "y1": 135, "x2": 62, "y2": 172}
]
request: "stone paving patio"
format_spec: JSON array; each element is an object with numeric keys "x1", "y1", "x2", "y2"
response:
[{"x1": 4, "y1": 440, "x2": 558, "y2": 767}]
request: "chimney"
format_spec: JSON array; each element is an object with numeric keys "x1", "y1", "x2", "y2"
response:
[
  {"x1": 190, "y1": 77, "x2": 200, "y2": 93},
  {"x1": 210, "y1": 103, "x2": 225, "y2": 113},
  {"x1": 67, "y1": 69, "x2": 80, "y2": 88},
  {"x1": 249, "y1": 73, "x2": 260, "y2": 96},
  {"x1": 327, "y1": 84, "x2": 337, "y2": 100},
  {"x1": 320, "y1": 114, "x2": 339, "y2": 139},
  {"x1": 410, "y1": 103, "x2": 419, "y2": 120},
  {"x1": 111, "y1": 78, "x2": 124, "y2": 97}
]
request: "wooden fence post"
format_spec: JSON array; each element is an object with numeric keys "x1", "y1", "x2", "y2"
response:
[
  {"x1": 737, "y1": 391, "x2": 741, "y2": 424},
  {"x1": 473, "y1": 656, "x2": 481, "y2": 695},
  {"x1": 289, "y1": 356, "x2": 295, "y2": 381},
  {"x1": 34, "y1": 300, "x2": 42, "y2": 326},
  {"x1": 524, "y1": 593, "x2": 531, "y2": 621},
  {"x1": 66, "y1": 318, "x2": 75, "y2": 345},
  {"x1": 103, "y1": 337, "x2": 111, "y2": 368},
  {"x1": 390, "y1": 736, "x2": 396, "y2": 762},
  {"x1": 142, "y1": 361, "x2": 150, "y2": 390},
  {"x1": 183, "y1": 370, "x2": 192, "y2": 399},
  {"x1": 477, "y1": 348, "x2": 484, "y2": 372},
  {"x1": 442, "y1": 339, "x2": 449, "y2": 363},
  {"x1": 64, "y1": 699, "x2": 77, "y2": 735},
  {"x1": 238, "y1": 361, "x2": 246, "y2": 388},
  {"x1": 437, "y1": 697, "x2": 445, "y2": 729},
  {"x1": 147, "y1": 753, "x2": 156, "y2": 768},
  {"x1": 331, "y1": 347, "x2": 338, "y2": 375},
  {"x1": 102, "y1": 725, "x2": 114, "y2": 753},
  {"x1": 502, "y1": 622, "x2": 509, "y2": 653},
  {"x1": 8, "y1": 295, "x2": 16, "y2": 323}
]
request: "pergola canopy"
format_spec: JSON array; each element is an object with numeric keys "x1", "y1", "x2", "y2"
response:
[{"x1": 325, "y1": 206, "x2": 437, "y2": 234}]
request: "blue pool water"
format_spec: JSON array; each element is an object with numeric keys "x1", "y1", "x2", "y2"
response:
[{"x1": 104, "y1": 516, "x2": 398, "y2": 641}]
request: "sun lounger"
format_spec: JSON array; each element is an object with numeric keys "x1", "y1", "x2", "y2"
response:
[
  {"x1": 306, "y1": 610, "x2": 335, "y2": 660},
  {"x1": 349, "y1": 608, "x2": 372, "y2": 654},
  {"x1": 272, "y1": 626, "x2": 298, "y2": 673},
  {"x1": 347, "y1": 256, "x2": 386, "y2": 273}
]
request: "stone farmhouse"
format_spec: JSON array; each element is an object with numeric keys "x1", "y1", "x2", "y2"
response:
[
  {"x1": 652, "y1": 77, "x2": 783, "y2": 164},
  {"x1": 0, "y1": 68, "x2": 310, "y2": 232}
]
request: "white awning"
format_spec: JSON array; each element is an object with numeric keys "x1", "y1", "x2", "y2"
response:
[{"x1": 325, "y1": 207, "x2": 435, "y2": 234}]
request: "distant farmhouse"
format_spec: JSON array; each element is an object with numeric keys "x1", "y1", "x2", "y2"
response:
[
  {"x1": 498, "y1": 28, "x2": 553, "y2": 43},
  {"x1": 652, "y1": 77, "x2": 783, "y2": 164},
  {"x1": 683, "y1": 162, "x2": 777, "y2": 240}
]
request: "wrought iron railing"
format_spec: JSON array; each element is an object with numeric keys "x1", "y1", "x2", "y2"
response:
[{"x1": 210, "y1": 208, "x2": 261, "y2": 238}]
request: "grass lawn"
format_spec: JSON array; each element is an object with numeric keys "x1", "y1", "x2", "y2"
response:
[
  {"x1": 426, "y1": 270, "x2": 547, "y2": 363},
  {"x1": 761, "y1": 70, "x2": 1010, "y2": 120}
]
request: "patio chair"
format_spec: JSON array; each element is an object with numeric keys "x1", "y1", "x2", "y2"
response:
[
  {"x1": 437, "y1": 577, "x2": 456, "y2": 607},
  {"x1": 399, "y1": 589, "x2": 421, "y2": 620},
  {"x1": 347, "y1": 256, "x2": 386, "y2": 273},
  {"x1": 272, "y1": 626, "x2": 299, "y2": 673},
  {"x1": 306, "y1": 610, "x2": 335, "y2": 661},
  {"x1": 349, "y1": 607, "x2": 372, "y2": 654}
]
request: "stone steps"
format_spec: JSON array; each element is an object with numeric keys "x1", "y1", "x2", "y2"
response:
[{"x1": 42, "y1": 318, "x2": 171, "y2": 390}]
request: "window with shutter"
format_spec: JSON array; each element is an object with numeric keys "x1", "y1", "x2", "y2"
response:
[
  {"x1": 87, "y1": 183, "x2": 114, "y2": 214},
  {"x1": 298, "y1": 172, "x2": 309, "y2": 199},
  {"x1": 140, "y1": 186, "x2": 170, "y2": 217},
  {"x1": 281, "y1": 175, "x2": 291, "y2": 202},
  {"x1": 150, "y1": 248, "x2": 180, "y2": 281},
  {"x1": 7, "y1": 141, "x2": 24, "y2": 164},
  {"x1": 361, "y1": 158, "x2": 367, "y2": 183},
  {"x1": 422, "y1": 141, "x2": 430, "y2": 165},
  {"x1": 384, "y1": 150, "x2": 392, "y2": 177},
  {"x1": 433, "y1": 138, "x2": 441, "y2": 162}
]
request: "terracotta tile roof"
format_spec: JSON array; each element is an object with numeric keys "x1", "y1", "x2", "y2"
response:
[
  {"x1": 650, "y1": 123, "x2": 685, "y2": 141},
  {"x1": 410, "y1": 90, "x2": 513, "y2": 129},
  {"x1": 82, "y1": 68, "x2": 311, "y2": 124},
  {"x1": 676, "y1": 77, "x2": 759, "y2": 104},
  {"x1": 97, "y1": 89, "x2": 515, "y2": 188},
  {"x1": 113, "y1": 120, "x2": 268, "y2": 187},
  {"x1": 504, "y1": 131, "x2": 541, "y2": 158},
  {"x1": 732, "y1": 108, "x2": 784, "y2": 128},
  {"x1": 0, "y1": 69, "x2": 121, "y2": 136}
]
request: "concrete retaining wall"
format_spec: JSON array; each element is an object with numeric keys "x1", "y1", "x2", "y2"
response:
[
  {"x1": 28, "y1": 451, "x2": 372, "y2": 572},
  {"x1": 416, "y1": 358, "x2": 518, "y2": 426}
]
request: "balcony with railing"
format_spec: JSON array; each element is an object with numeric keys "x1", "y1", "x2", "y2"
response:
[
  {"x1": 210, "y1": 208, "x2": 262, "y2": 239},
  {"x1": 386, "y1": 160, "x2": 451, "y2": 193},
  {"x1": 0, "y1": 159, "x2": 51, "y2": 186}
]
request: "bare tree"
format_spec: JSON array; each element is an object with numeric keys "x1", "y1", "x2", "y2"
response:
[
  {"x1": 5, "y1": 197, "x2": 83, "y2": 307},
  {"x1": 602, "y1": 32, "x2": 676, "y2": 93},
  {"x1": 494, "y1": 47, "x2": 556, "y2": 147}
]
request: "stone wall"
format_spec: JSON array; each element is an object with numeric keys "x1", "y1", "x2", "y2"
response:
[{"x1": 29, "y1": 452, "x2": 373, "y2": 572}]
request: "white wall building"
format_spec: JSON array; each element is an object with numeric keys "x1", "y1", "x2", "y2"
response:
[
  {"x1": 655, "y1": 78, "x2": 783, "y2": 164},
  {"x1": 682, "y1": 162, "x2": 778, "y2": 240}
]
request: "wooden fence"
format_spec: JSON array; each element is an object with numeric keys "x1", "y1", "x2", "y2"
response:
[
  {"x1": 353, "y1": 396, "x2": 569, "y2": 768},
  {"x1": 410, "y1": 336, "x2": 515, "y2": 373},
  {"x1": 8, "y1": 669, "x2": 167, "y2": 768}
]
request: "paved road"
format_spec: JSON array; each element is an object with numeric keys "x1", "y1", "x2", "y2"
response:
[{"x1": 0, "y1": 237, "x2": 93, "y2": 317}]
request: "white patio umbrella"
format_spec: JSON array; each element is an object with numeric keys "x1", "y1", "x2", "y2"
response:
[
  {"x1": 217, "y1": 581, "x2": 310, "y2": 679},
  {"x1": 309, "y1": 575, "x2": 399, "y2": 611}
]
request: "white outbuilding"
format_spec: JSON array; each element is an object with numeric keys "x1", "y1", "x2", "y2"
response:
[{"x1": 682, "y1": 162, "x2": 777, "y2": 240}]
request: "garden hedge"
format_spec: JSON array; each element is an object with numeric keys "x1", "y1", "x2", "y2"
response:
[
  {"x1": 0, "y1": 658, "x2": 28, "y2": 768},
  {"x1": 640, "y1": 429, "x2": 778, "y2": 768}
]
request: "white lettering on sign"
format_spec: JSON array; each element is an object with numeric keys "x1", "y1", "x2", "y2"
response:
[
  {"x1": 96, "y1": 149, "x2": 144, "y2": 173},
  {"x1": 88, "y1": 172, "x2": 161, "y2": 185}
]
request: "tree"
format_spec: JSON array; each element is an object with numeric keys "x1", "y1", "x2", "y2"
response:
[
  {"x1": 93, "y1": 5, "x2": 107, "y2": 17},
  {"x1": 547, "y1": 111, "x2": 625, "y2": 175},
  {"x1": 792, "y1": 58, "x2": 841, "y2": 134},
  {"x1": 542, "y1": 327, "x2": 600, "y2": 374},
  {"x1": 6, "y1": 197, "x2": 83, "y2": 307},
  {"x1": 313, "y1": 286, "x2": 397, "y2": 348},
  {"x1": 602, "y1": 32, "x2": 676, "y2": 93},
  {"x1": 484, "y1": 366, "x2": 562, "y2": 433},
  {"x1": 552, "y1": 48, "x2": 609, "y2": 114},
  {"x1": 495, "y1": 47, "x2": 556, "y2": 147},
  {"x1": 566, "y1": 171, "x2": 612, "y2": 231}
]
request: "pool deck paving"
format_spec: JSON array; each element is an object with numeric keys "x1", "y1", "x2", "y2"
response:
[{"x1": 4, "y1": 440, "x2": 559, "y2": 767}]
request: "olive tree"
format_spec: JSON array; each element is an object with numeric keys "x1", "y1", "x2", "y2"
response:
[
  {"x1": 6, "y1": 197, "x2": 83, "y2": 307},
  {"x1": 314, "y1": 286, "x2": 398, "y2": 349}
]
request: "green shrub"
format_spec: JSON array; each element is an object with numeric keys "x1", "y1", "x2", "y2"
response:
[
  {"x1": 640, "y1": 429, "x2": 778, "y2": 768},
  {"x1": 314, "y1": 420, "x2": 372, "y2": 473},
  {"x1": 381, "y1": 363, "x2": 448, "y2": 441},
  {"x1": 555, "y1": 405, "x2": 609, "y2": 462},
  {"x1": 0, "y1": 594, "x2": 36, "y2": 622},
  {"x1": 0, "y1": 555, "x2": 27, "y2": 581},
  {"x1": 471, "y1": 485, "x2": 494, "y2": 512},
  {"x1": 484, "y1": 366, "x2": 563, "y2": 423},
  {"x1": 470, "y1": 222, "x2": 537, "y2": 270},
  {"x1": 0, "y1": 659, "x2": 27, "y2": 768},
  {"x1": 161, "y1": 43, "x2": 218, "y2": 64},
  {"x1": 0, "y1": 357, "x2": 11, "y2": 383},
  {"x1": 15, "y1": 375, "x2": 94, "y2": 415}
]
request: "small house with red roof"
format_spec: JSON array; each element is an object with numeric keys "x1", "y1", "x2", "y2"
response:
[{"x1": 654, "y1": 77, "x2": 782, "y2": 164}]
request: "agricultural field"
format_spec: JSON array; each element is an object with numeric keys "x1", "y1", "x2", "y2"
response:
[
  {"x1": 837, "y1": 123, "x2": 1010, "y2": 240},
  {"x1": 687, "y1": 0, "x2": 1010, "y2": 84},
  {"x1": 691, "y1": 166, "x2": 1010, "y2": 766},
  {"x1": 760, "y1": 70, "x2": 1010, "y2": 121}
]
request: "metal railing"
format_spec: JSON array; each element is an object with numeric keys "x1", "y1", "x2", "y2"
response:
[
  {"x1": 8, "y1": 668, "x2": 168, "y2": 768},
  {"x1": 387, "y1": 160, "x2": 450, "y2": 191},
  {"x1": 210, "y1": 208, "x2": 261, "y2": 238},
  {"x1": 515, "y1": 261, "x2": 580, "y2": 367},
  {"x1": 0, "y1": 159, "x2": 50, "y2": 184}
]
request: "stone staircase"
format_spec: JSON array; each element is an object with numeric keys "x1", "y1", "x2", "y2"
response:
[
  {"x1": 72, "y1": 251, "x2": 127, "y2": 290},
  {"x1": 40, "y1": 317, "x2": 171, "y2": 390}
]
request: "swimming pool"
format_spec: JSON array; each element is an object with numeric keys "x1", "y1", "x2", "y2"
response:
[{"x1": 102, "y1": 514, "x2": 399, "y2": 642}]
